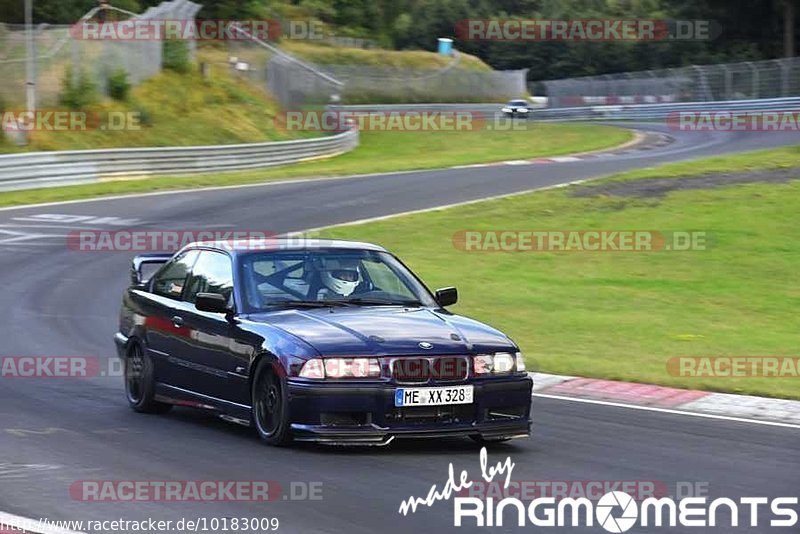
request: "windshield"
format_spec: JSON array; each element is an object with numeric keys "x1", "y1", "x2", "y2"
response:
[
  {"x1": 239, "y1": 249, "x2": 438, "y2": 311},
  {"x1": 508, "y1": 100, "x2": 528, "y2": 106}
]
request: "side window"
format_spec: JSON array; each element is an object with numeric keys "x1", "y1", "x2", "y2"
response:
[
  {"x1": 186, "y1": 251, "x2": 234, "y2": 305},
  {"x1": 152, "y1": 250, "x2": 199, "y2": 299}
]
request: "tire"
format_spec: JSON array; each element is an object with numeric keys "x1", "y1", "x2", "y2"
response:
[
  {"x1": 251, "y1": 360, "x2": 293, "y2": 446},
  {"x1": 125, "y1": 342, "x2": 172, "y2": 414}
]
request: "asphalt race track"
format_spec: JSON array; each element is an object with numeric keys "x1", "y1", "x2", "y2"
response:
[{"x1": 0, "y1": 123, "x2": 797, "y2": 533}]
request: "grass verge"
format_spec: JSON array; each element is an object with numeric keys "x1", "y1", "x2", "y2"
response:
[
  {"x1": 596, "y1": 144, "x2": 800, "y2": 183},
  {"x1": 0, "y1": 61, "x2": 304, "y2": 154},
  {"x1": 319, "y1": 144, "x2": 800, "y2": 399},
  {"x1": 282, "y1": 41, "x2": 492, "y2": 71},
  {"x1": 0, "y1": 123, "x2": 631, "y2": 208}
]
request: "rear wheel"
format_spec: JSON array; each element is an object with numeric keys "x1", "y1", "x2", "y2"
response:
[
  {"x1": 125, "y1": 342, "x2": 172, "y2": 414},
  {"x1": 252, "y1": 361, "x2": 292, "y2": 446}
]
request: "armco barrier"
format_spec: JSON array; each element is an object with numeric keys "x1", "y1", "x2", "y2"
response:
[
  {"x1": 0, "y1": 128, "x2": 358, "y2": 192},
  {"x1": 337, "y1": 96, "x2": 800, "y2": 121},
  {"x1": 528, "y1": 96, "x2": 800, "y2": 121}
]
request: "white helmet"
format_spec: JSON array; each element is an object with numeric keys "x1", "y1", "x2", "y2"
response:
[{"x1": 320, "y1": 258, "x2": 361, "y2": 297}]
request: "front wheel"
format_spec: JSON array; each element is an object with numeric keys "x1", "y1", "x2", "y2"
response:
[
  {"x1": 125, "y1": 342, "x2": 172, "y2": 414},
  {"x1": 252, "y1": 360, "x2": 293, "y2": 446}
]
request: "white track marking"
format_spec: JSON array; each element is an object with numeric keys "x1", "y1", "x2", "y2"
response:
[
  {"x1": 0, "y1": 511, "x2": 85, "y2": 534},
  {"x1": 0, "y1": 464, "x2": 60, "y2": 480},
  {"x1": 0, "y1": 169, "x2": 431, "y2": 213},
  {"x1": 296, "y1": 178, "x2": 592, "y2": 233},
  {"x1": 11, "y1": 215, "x2": 141, "y2": 226},
  {"x1": 0, "y1": 230, "x2": 64, "y2": 245},
  {"x1": 533, "y1": 393, "x2": 800, "y2": 430}
]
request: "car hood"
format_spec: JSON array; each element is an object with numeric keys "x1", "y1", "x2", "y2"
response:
[{"x1": 245, "y1": 307, "x2": 516, "y2": 357}]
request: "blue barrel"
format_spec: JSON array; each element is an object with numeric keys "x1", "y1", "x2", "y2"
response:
[{"x1": 437, "y1": 38, "x2": 453, "y2": 55}]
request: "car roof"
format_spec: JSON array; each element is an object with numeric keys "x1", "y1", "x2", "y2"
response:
[{"x1": 183, "y1": 238, "x2": 388, "y2": 256}]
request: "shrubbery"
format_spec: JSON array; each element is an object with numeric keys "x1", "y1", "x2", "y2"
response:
[
  {"x1": 107, "y1": 68, "x2": 131, "y2": 101},
  {"x1": 60, "y1": 67, "x2": 99, "y2": 109},
  {"x1": 163, "y1": 40, "x2": 191, "y2": 74}
]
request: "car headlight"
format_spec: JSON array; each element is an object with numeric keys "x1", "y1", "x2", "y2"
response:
[
  {"x1": 493, "y1": 352, "x2": 516, "y2": 373},
  {"x1": 518, "y1": 108, "x2": 529, "y2": 112},
  {"x1": 501, "y1": 107, "x2": 512, "y2": 113},
  {"x1": 299, "y1": 358, "x2": 381, "y2": 379},
  {"x1": 474, "y1": 352, "x2": 524, "y2": 375}
]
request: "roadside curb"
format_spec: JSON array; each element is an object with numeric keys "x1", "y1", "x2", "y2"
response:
[{"x1": 530, "y1": 372, "x2": 800, "y2": 426}]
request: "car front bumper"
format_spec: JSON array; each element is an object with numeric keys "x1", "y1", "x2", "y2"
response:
[{"x1": 286, "y1": 375, "x2": 533, "y2": 445}]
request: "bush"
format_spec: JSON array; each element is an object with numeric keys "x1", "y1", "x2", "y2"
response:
[
  {"x1": 107, "y1": 68, "x2": 131, "y2": 101},
  {"x1": 60, "y1": 66, "x2": 99, "y2": 109},
  {"x1": 127, "y1": 97, "x2": 153, "y2": 127},
  {"x1": 163, "y1": 40, "x2": 191, "y2": 74}
]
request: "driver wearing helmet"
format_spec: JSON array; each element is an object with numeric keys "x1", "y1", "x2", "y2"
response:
[{"x1": 317, "y1": 257, "x2": 362, "y2": 299}]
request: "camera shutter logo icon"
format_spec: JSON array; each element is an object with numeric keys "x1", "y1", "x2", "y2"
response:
[{"x1": 596, "y1": 491, "x2": 638, "y2": 533}]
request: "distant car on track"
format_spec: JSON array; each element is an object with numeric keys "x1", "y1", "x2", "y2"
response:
[
  {"x1": 501, "y1": 99, "x2": 532, "y2": 119},
  {"x1": 115, "y1": 239, "x2": 532, "y2": 446}
]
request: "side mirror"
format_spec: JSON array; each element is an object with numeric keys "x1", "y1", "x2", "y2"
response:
[
  {"x1": 435, "y1": 287, "x2": 458, "y2": 307},
  {"x1": 196, "y1": 293, "x2": 230, "y2": 314}
]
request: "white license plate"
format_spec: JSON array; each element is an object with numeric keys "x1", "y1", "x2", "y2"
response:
[{"x1": 394, "y1": 385, "x2": 474, "y2": 407}]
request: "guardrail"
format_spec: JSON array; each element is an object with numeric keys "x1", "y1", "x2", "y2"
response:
[
  {"x1": 337, "y1": 96, "x2": 800, "y2": 121},
  {"x1": 0, "y1": 128, "x2": 358, "y2": 192},
  {"x1": 528, "y1": 96, "x2": 800, "y2": 121}
]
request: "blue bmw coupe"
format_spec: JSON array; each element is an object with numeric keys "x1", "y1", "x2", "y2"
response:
[{"x1": 115, "y1": 239, "x2": 532, "y2": 446}]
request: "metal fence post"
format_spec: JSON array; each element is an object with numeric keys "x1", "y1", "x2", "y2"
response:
[
  {"x1": 745, "y1": 62, "x2": 758, "y2": 98},
  {"x1": 780, "y1": 58, "x2": 790, "y2": 96}
]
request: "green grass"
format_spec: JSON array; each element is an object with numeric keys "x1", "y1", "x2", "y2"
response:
[
  {"x1": 596, "y1": 144, "x2": 800, "y2": 183},
  {"x1": 282, "y1": 41, "x2": 492, "y2": 71},
  {"x1": 0, "y1": 123, "x2": 631, "y2": 208},
  {"x1": 0, "y1": 61, "x2": 303, "y2": 154},
  {"x1": 318, "y1": 145, "x2": 800, "y2": 399}
]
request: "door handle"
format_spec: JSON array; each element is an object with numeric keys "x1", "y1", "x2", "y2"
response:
[{"x1": 171, "y1": 316, "x2": 184, "y2": 327}]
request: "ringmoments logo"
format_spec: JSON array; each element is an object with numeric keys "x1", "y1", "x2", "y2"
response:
[{"x1": 398, "y1": 449, "x2": 800, "y2": 530}]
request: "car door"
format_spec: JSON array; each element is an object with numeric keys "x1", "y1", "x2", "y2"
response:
[
  {"x1": 181, "y1": 250, "x2": 257, "y2": 405},
  {"x1": 143, "y1": 249, "x2": 200, "y2": 388}
]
